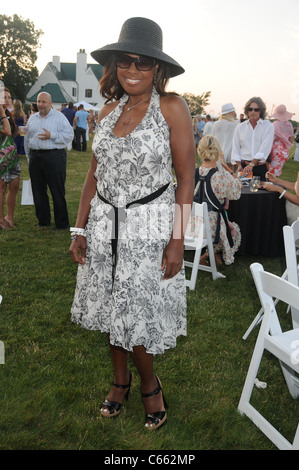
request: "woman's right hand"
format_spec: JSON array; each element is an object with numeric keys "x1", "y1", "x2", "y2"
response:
[
  {"x1": 69, "y1": 236, "x2": 87, "y2": 265},
  {"x1": 265, "y1": 172, "x2": 278, "y2": 184}
]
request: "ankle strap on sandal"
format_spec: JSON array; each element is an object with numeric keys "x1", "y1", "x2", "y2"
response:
[
  {"x1": 112, "y1": 371, "x2": 132, "y2": 389},
  {"x1": 141, "y1": 375, "x2": 161, "y2": 399}
]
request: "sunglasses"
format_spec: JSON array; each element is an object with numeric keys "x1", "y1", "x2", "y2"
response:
[
  {"x1": 248, "y1": 107, "x2": 260, "y2": 112},
  {"x1": 115, "y1": 54, "x2": 156, "y2": 71}
]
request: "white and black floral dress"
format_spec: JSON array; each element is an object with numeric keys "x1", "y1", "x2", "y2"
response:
[{"x1": 71, "y1": 88, "x2": 187, "y2": 355}]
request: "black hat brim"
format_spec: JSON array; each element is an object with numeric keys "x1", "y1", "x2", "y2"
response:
[{"x1": 91, "y1": 41, "x2": 184, "y2": 78}]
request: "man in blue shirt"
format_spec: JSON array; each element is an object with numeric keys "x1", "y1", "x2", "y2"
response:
[
  {"x1": 61, "y1": 102, "x2": 76, "y2": 150},
  {"x1": 74, "y1": 104, "x2": 89, "y2": 151},
  {"x1": 196, "y1": 114, "x2": 205, "y2": 141},
  {"x1": 61, "y1": 102, "x2": 76, "y2": 126},
  {"x1": 24, "y1": 92, "x2": 74, "y2": 229}
]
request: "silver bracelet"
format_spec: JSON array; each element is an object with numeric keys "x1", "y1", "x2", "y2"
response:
[{"x1": 279, "y1": 189, "x2": 286, "y2": 199}]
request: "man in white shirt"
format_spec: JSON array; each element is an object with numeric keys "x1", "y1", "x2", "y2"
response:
[
  {"x1": 24, "y1": 92, "x2": 74, "y2": 228},
  {"x1": 232, "y1": 97, "x2": 274, "y2": 180},
  {"x1": 203, "y1": 115, "x2": 213, "y2": 135}
]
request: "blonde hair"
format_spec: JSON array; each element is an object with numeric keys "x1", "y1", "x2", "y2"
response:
[
  {"x1": 12, "y1": 99, "x2": 25, "y2": 120},
  {"x1": 197, "y1": 135, "x2": 222, "y2": 161},
  {"x1": 220, "y1": 112, "x2": 236, "y2": 123}
]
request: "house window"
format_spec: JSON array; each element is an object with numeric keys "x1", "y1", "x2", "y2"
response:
[
  {"x1": 85, "y1": 89, "x2": 92, "y2": 98},
  {"x1": 72, "y1": 88, "x2": 76, "y2": 97}
]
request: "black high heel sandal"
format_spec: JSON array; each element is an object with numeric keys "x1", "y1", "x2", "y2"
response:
[
  {"x1": 100, "y1": 371, "x2": 133, "y2": 418},
  {"x1": 141, "y1": 375, "x2": 168, "y2": 430}
]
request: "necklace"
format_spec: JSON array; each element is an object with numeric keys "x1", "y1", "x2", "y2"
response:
[{"x1": 126, "y1": 95, "x2": 151, "y2": 111}]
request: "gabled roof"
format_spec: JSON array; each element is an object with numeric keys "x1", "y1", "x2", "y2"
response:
[
  {"x1": 49, "y1": 62, "x2": 103, "y2": 82},
  {"x1": 27, "y1": 83, "x2": 73, "y2": 103},
  {"x1": 89, "y1": 64, "x2": 103, "y2": 81},
  {"x1": 52, "y1": 63, "x2": 77, "y2": 81}
]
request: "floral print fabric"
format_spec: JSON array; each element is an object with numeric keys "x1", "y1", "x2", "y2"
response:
[
  {"x1": 269, "y1": 138, "x2": 289, "y2": 176},
  {"x1": 197, "y1": 166, "x2": 242, "y2": 264},
  {"x1": 71, "y1": 88, "x2": 187, "y2": 355}
]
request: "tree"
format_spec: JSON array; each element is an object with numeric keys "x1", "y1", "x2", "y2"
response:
[
  {"x1": 2, "y1": 60, "x2": 39, "y2": 103},
  {"x1": 182, "y1": 92, "x2": 211, "y2": 116},
  {"x1": 0, "y1": 14, "x2": 43, "y2": 101}
]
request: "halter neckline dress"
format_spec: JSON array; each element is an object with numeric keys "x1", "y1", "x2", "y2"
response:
[{"x1": 71, "y1": 88, "x2": 187, "y2": 355}]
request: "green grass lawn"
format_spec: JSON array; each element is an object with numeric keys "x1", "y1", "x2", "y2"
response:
[{"x1": 0, "y1": 140, "x2": 298, "y2": 450}]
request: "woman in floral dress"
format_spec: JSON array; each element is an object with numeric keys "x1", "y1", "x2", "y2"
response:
[
  {"x1": 195, "y1": 135, "x2": 242, "y2": 265},
  {"x1": 0, "y1": 87, "x2": 20, "y2": 229},
  {"x1": 269, "y1": 105, "x2": 294, "y2": 176},
  {"x1": 69, "y1": 17, "x2": 195, "y2": 430}
]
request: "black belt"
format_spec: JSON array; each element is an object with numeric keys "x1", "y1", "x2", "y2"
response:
[
  {"x1": 30, "y1": 148, "x2": 60, "y2": 153},
  {"x1": 97, "y1": 183, "x2": 170, "y2": 274}
]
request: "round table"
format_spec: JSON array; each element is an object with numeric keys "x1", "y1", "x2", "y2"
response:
[{"x1": 227, "y1": 186, "x2": 287, "y2": 257}]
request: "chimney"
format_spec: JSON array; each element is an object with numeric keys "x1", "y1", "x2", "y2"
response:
[
  {"x1": 52, "y1": 55, "x2": 61, "y2": 72},
  {"x1": 77, "y1": 49, "x2": 87, "y2": 71},
  {"x1": 76, "y1": 49, "x2": 87, "y2": 101}
]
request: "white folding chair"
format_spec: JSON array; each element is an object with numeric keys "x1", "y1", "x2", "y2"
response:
[
  {"x1": 184, "y1": 202, "x2": 225, "y2": 290},
  {"x1": 242, "y1": 219, "x2": 299, "y2": 340},
  {"x1": 283, "y1": 220, "x2": 299, "y2": 329},
  {"x1": 238, "y1": 262, "x2": 299, "y2": 450}
]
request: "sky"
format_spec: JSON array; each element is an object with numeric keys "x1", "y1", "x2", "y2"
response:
[{"x1": 3, "y1": 0, "x2": 299, "y2": 121}]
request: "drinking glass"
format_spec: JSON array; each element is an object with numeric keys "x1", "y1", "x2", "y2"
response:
[{"x1": 250, "y1": 176, "x2": 260, "y2": 192}]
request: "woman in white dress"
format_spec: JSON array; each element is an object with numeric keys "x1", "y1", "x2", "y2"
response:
[
  {"x1": 263, "y1": 171, "x2": 299, "y2": 225},
  {"x1": 69, "y1": 17, "x2": 195, "y2": 430}
]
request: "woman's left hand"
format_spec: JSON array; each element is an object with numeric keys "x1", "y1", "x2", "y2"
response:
[
  {"x1": 262, "y1": 182, "x2": 281, "y2": 193},
  {"x1": 69, "y1": 236, "x2": 87, "y2": 265},
  {"x1": 161, "y1": 240, "x2": 184, "y2": 279}
]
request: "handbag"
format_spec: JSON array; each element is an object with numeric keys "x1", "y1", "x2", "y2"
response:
[
  {"x1": 21, "y1": 179, "x2": 34, "y2": 205},
  {"x1": 0, "y1": 134, "x2": 18, "y2": 177}
]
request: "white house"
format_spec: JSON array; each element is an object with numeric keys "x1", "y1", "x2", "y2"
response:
[{"x1": 26, "y1": 49, "x2": 104, "y2": 109}]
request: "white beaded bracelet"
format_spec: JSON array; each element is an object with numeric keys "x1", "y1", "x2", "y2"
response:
[
  {"x1": 279, "y1": 189, "x2": 286, "y2": 199},
  {"x1": 70, "y1": 227, "x2": 86, "y2": 237}
]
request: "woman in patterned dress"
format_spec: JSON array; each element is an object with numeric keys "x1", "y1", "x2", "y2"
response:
[
  {"x1": 69, "y1": 17, "x2": 195, "y2": 430},
  {"x1": 195, "y1": 135, "x2": 242, "y2": 265},
  {"x1": 0, "y1": 87, "x2": 20, "y2": 229},
  {"x1": 269, "y1": 104, "x2": 294, "y2": 176}
]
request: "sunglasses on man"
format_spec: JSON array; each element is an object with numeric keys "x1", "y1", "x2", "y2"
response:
[
  {"x1": 248, "y1": 107, "x2": 260, "y2": 112},
  {"x1": 115, "y1": 54, "x2": 156, "y2": 71}
]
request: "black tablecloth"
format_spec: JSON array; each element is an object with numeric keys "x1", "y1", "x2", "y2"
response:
[{"x1": 227, "y1": 186, "x2": 287, "y2": 257}]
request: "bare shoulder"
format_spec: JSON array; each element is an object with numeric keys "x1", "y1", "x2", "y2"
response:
[
  {"x1": 160, "y1": 94, "x2": 189, "y2": 114},
  {"x1": 97, "y1": 101, "x2": 119, "y2": 122},
  {"x1": 160, "y1": 94, "x2": 191, "y2": 129}
]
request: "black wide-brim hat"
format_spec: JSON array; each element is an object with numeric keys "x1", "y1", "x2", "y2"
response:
[{"x1": 91, "y1": 17, "x2": 185, "y2": 78}]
